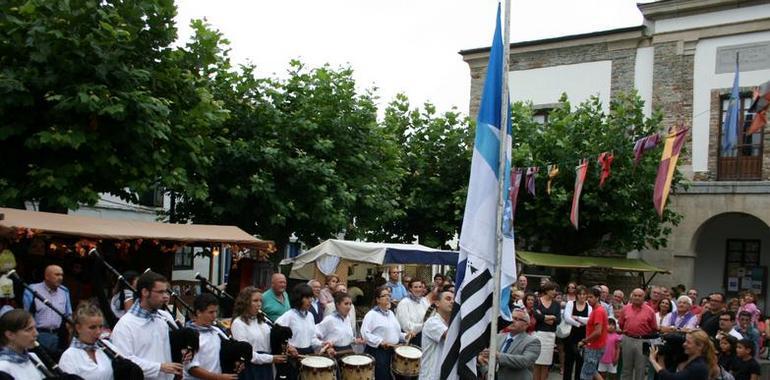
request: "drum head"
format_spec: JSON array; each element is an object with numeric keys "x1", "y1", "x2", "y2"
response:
[
  {"x1": 341, "y1": 354, "x2": 373, "y2": 366},
  {"x1": 395, "y1": 345, "x2": 422, "y2": 359},
  {"x1": 301, "y1": 356, "x2": 335, "y2": 368}
]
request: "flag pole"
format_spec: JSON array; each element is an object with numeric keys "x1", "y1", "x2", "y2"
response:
[{"x1": 487, "y1": 0, "x2": 511, "y2": 378}]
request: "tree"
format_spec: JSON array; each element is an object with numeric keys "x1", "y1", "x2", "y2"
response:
[
  {"x1": 174, "y1": 23, "x2": 405, "y2": 246},
  {"x1": 377, "y1": 94, "x2": 473, "y2": 248},
  {"x1": 0, "y1": 0, "x2": 226, "y2": 211},
  {"x1": 510, "y1": 92, "x2": 684, "y2": 255}
]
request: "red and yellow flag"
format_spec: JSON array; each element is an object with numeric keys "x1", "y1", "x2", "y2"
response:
[{"x1": 653, "y1": 128, "x2": 689, "y2": 217}]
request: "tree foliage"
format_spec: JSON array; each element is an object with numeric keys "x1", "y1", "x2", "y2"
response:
[
  {"x1": 0, "y1": 0, "x2": 226, "y2": 211},
  {"x1": 377, "y1": 94, "x2": 473, "y2": 248},
  {"x1": 510, "y1": 93, "x2": 684, "y2": 255}
]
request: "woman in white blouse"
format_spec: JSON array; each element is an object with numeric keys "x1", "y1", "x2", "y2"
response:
[
  {"x1": 0, "y1": 309, "x2": 43, "y2": 380},
  {"x1": 655, "y1": 297, "x2": 672, "y2": 328},
  {"x1": 361, "y1": 286, "x2": 411, "y2": 380},
  {"x1": 275, "y1": 284, "x2": 327, "y2": 380},
  {"x1": 58, "y1": 303, "x2": 113, "y2": 380},
  {"x1": 562, "y1": 285, "x2": 591, "y2": 380},
  {"x1": 230, "y1": 287, "x2": 287, "y2": 380},
  {"x1": 317, "y1": 291, "x2": 363, "y2": 356}
]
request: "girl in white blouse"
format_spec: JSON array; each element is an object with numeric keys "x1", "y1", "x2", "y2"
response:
[
  {"x1": 230, "y1": 287, "x2": 287, "y2": 380},
  {"x1": 59, "y1": 303, "x2": 114, "y2": 380},
  {"x1": 0, "y1": 309, "x2": 44, "y2": 380},
  {"x1": 361, "y1": 286, "x2": 411, "y2": 380},
  {"x1": 275, "y1": 284, "x2": 327, "y2": 380}
]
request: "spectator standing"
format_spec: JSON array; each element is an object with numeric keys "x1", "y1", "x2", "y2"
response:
[
  {"x1": 736, "y1": 311, "x2": 761, "y2": 359},
  {"x1": 648, "y1": 330, "x2": 719, "y2": 379},
  {"x1": 22, "y1": 265, "x2": 71, "y2": 355},
  {"x1": 700, "y1": 292, "x2": 728, "y2": 337},
  {"x1": 307, "y1": 280, "x2": 325, "y2": 324},
  {"x1": 515, "y1": 275, "x2": 529, "y2": 292},
  {"x1": 262, "y1": 273, "x2": 290, "y2": 322},
  {"x1": 618, "y1": 288, "x2": 657, "y2": 380},
  {"x1": 532, "y1": 281, "x2": 561, "y2": 380},
  {"x1": 524, "y1": 293, "x2": 537, "y2": 334},
  {"x1": 478, "y1": 308, "x2": 541, "y2": 379},
  {"x1": 577, "y1": 286, "x2": 608, "y2": 380},
  {"x1": 660, "y1": 295, "x2": 697, "y2": 333},
  {"x1": 738, "y1": 291, "x2": 761, "y2": 327},
  {"x1": 317, "y1": 275, "x2": 338, "y2": 306},
  {"x1": 385, "y1": 267, "x2": 407, "y2": 303},
  {"x1": 655, "y1": 298, "x2": 672, "y2": 328},
  {"x1": 732, "y1": 338, "x2": 761, "y2": 380},
  {"x1": 718, "y1": 335, "x2": 739, "y2": 373},
  {"x1": 687, "y1": 289, "x2": 702, "y2": 314},
  {"x1": 646, "y1": 286, "x2": 662, "y2": 312},
  {"x1": 562, "y1": 285, "x2": 591, "y2": 380},
  {"x1": 716, "y1": 311, "x2": 744, "y2": 341},
  {"x1": 598, "y1": 318, "x2": 622, "y2": 380},
  {"x1": 599, "y1": 285, "x2": 613, "y2": 318}
]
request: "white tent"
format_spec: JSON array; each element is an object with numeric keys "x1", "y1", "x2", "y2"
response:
[{"x1": 279, "y1": 239, "x2": 458, "y2": 280}]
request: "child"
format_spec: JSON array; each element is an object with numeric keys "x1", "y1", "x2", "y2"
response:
[
  {"x1": 718, "y1": 335, "x2": 738, "y2": 373},
  {"x1": 732, "y1": 338, "x2": 760, "y2": 380},
  {"x1": 598, "y1": 318, "x2": 622, "y2": 380},
  {"x1": 738, "y1": 291, "x2": 761, "y2": 327}
]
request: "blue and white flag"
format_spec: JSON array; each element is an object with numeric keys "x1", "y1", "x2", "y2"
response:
[
  {"x1": 721, "y1": 58, "x2": 740, "y2": 155},
  {"x1": 440, "y1": 3, "x2": 516, "y2": 379}
]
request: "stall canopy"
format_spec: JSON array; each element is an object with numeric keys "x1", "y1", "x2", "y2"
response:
[
  {"x1": 280, "y1": 239, "x2": 458, "y2": 280},
  {"x1": 0, "y1": 207, "x2": 273, "y2": 249},
  {"x1": 516, "y1": 250, "x2": 669, "y2": 286}
]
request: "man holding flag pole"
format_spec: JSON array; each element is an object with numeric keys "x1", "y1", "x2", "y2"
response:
[{"x1": 439, "y1": 1, "x2": 517, "y2": 380}]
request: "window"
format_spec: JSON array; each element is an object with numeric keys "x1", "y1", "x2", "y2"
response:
[
  {"x1": 138, "y1": 186, "x2": 164, "y2": 208},
  {"x1": 173, "y1": 246, "x2": 194, "y2": 270},
  {"x1": 533, "y1": 107, "x2": 553, "y2": 126},
  {"x1": 724, "y1": 239, "x2": 762, "y2": 296},
  {"x1": 717, "y1": 92, "x2": 764, "y2": 180}
]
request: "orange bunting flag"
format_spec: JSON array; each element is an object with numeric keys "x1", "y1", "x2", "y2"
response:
[
  {"x1": 547, "y1": 164, "x2": 559, "y2": 194},
  {"x1": 597, "y1": 152, "x2": 614, "y2": 188},
  {"x1": 653, "y1": 127, "x2": 689, "y2": 217},
  {"x1": 570, "y1": 159, "x2": 589, "y2": 230},
  {"x1": 747, "y1": 81, "x2": 770, "y2": 135}
]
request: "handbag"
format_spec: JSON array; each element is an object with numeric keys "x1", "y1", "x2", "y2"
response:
[{"x1": 556, "y1": 303, "x2": 572, "y2": 338}]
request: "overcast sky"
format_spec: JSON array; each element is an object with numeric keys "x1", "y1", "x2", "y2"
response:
[{"x1": 175, "y1": 0, "x2": 647, "y2": 116}]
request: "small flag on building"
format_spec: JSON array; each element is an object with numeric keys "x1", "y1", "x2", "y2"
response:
[
  {"x1": 747, "y1": 80, "x2": 770, "y2": 135},
  {"x1": 547, "y1": 164, "x2": 559, "y2": 194},
  {"x1": 653, "y1": 127, "x2": 689, "y2": 217},
  {"x1": 720, "y1": 57, "x2": 740, "y2": 155},
  {"x1": 570, "y1": 159, "x2": 589, "y2": 229},
  {"x1": 526, "y1": 166, "x2": 539, "y2": 197},
  {"x1": 633, "y1": 133, "x2": 661, "y2": 165},
  {"x1": 510, "y1": 168, "x2": 523, "y2": 222}
]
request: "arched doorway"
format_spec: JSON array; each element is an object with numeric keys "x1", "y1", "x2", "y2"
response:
[{"x1": 692, "y1": 212, "x2": 770, "y2": 310}]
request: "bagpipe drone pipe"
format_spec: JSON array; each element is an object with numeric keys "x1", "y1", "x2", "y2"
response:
[
  {"x1": 89, "y1": 249, "x2": 201, "y2": 368},
  {"x1": 6, "y1": 269, "x2": 142, "y2": 380}
]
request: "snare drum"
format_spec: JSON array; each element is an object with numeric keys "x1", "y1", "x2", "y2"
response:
[
  {"x1": 392, "y1": 345, "x2": 422, "y2": 377},
  {"x1": 340, "y1": 354, "x2": 374, "y2": 380},
  {"x1": 300, "y1": 356, "x2": 336, "y2": 380}
]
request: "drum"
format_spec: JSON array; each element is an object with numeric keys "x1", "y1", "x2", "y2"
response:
[
  {"x1": 300, "y1": 356, "x2": 336, "y2": 380},
  {"x1": 392, "y1": 345, "x2": 422, "y2": 377},
  {"x1": 340, "y1": 354, "x2": 374, "y2": 380}
]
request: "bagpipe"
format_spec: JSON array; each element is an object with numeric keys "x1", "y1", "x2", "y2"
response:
[
  {"x1": 89, "y1": 249, "x2": 199, "y2": 365},
  {"x1": 6, "y1": 270, "x2": 142, "y2": 380}
]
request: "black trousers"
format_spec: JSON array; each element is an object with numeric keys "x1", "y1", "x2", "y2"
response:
[{"x1": 563, "y1": 329, "x2": 586, "y2": 380}]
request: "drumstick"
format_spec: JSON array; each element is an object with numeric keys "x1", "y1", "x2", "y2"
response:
[{"x1": 333, "y1": 349, "x2": 355, "y2": 357}]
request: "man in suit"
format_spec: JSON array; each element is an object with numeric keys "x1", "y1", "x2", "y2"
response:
[
  {"x1": 478, "y1": 308, "x2": 541, "y2": 379},
  {"x1": 308, "y1": 279, "x2": 325, "y2": 324}
]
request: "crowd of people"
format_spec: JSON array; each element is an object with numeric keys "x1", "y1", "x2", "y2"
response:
[
  {"x1": 506, "y1": 275, "x2": 765, "y2": 380},
  {"x1": 0, "y1": 264, "x2": 766, "y2": 380}
]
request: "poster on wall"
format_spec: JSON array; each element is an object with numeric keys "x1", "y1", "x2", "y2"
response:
[
  {"x1": 742, "y1": 277, "x2": 753, "y2": 290},
  {"x1": 728, "y1": 277, "x2": 739, "y2": 292}
]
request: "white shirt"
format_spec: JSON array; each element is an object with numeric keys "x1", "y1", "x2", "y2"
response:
[
  {"x1": 316, "y1": 312, "x2": 354, "y2": 347},
  {"x1": 275, "y1": 309, "x2": 322, "y2": 349},
  {"x1": 184, "y1": 326, "x2": 222, "y2": 379},
  {"x1": 395, "y1": 296, "x2": 429, "y2": 334},
  {"x1": 420, "y1": 315, "x2": 448, "y2": 380},
  {"x1": 110, "y1": 290, "x2": 134, "y2": 319},
  {"x1": 563, "y1": 301, "x2": 592, "y2": 327},
  {"x1": 111, "y1": 309, "x2": 174, "y2": 380},
  {"x1": 0, "y1": 353, "x2": 44, "y2": 380},
  {"x1": 361, "y1": 308, "x2": 405, "y2": 348},
  {"x1": 323, "y1": 304, "x2": 356, "y2": 332},
  {"x1": 230, "y1": 317, "x2": 274, "y2": 365},
  {"x1": 59, "y1": 346, "x2": 114, "y2": 380}
]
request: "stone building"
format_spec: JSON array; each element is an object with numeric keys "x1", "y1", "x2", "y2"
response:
[{"x1": 461, "y1": 0, "x2": 770, "y2": 308}]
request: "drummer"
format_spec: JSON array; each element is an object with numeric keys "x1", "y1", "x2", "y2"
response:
[
  {"x1": 361, "y1": 286, "x2": 412, "y2": 380},
  {"x1": 316, "y1": 291, "x2": 364, "y2": 357},
  {"x1": 230, "y1": 287, "x2": 287, "y2": 380},
  {"x1": 396, "y1": 279, "x2": 430, "y2": 347},
  {"x1": 275, "y1": 284, "x2": 329, "y2": 380}
]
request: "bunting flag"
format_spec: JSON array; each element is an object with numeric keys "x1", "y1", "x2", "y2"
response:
[
  {"x1": 720, "y1": 58, "x2": 740, "y2": 155},
  {"x1": 526, "y1": 166, "x2": 539, "y2": 196},
  {"x1": 633, "y1": 133, "x2": 661, "y2": 165},
  {"x1": 597, "y1": 152, "x2": 614, "y2": 188},
  {"x1": 547, "y1": 164, "x2": 559, "y2": 194},
  {"x1": 440, "y1": 4, "x2": 516, "y2": 379},
  {"x1": 570, "y1": 159, "x2": 589, "y2": 229},
  {"x1": 747, "y1": 80, "x2": 770, "y2": 135},
  {"x1": 510, "y1": 168, "x2": 524, "y2": 222},
  {"x1": 653, "y1": 127, "x2": 690, "y2": 217}
]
